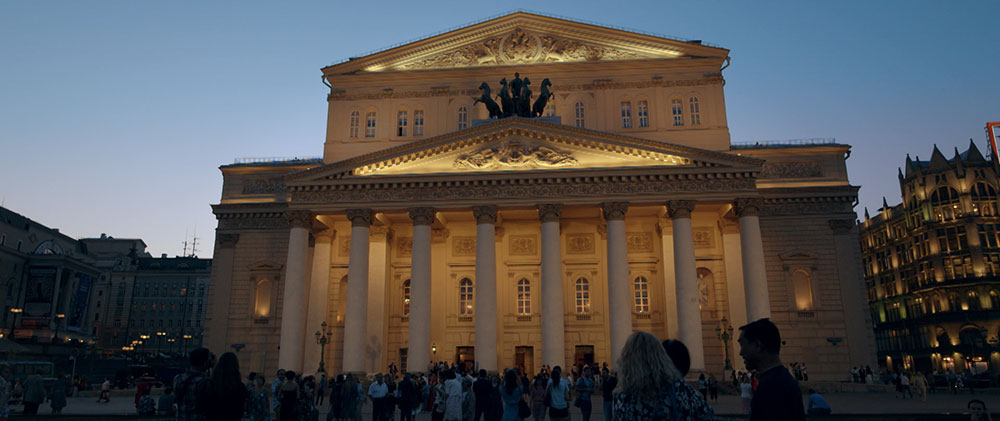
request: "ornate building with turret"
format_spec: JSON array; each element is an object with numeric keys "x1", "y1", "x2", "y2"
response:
[
  {"x1": 860, "y1": 141, "x2": 1000, "y2": 381},
  {"x1": 204, "y1": 11, "x2": 876, "y2": 379}
]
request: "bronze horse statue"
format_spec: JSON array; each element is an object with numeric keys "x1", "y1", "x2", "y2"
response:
[
  {"x1": 517, "y1": 78, "x2": 532, "y2": 117},
  {"x1": 474, "y1": 82, "x2": 503, "y2": 119},
  {"x1": 497, "y1": 78, "x2": 515, "y2": 117},
  {"x1": 531, "y1": 78, "x2": 553, "y2": 117}
]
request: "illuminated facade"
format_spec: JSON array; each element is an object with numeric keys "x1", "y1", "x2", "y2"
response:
[
  {"x1": 860, "y1": 143, "x2": 1000, "y2": 378},
  {"x1": 205, "y1": 12, "x2": 876, "y2": 379}
]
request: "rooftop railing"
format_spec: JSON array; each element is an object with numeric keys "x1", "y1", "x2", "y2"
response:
[
  {"x1": 731, "y1": 138, "x2": 838, "y2": 149},
  {"x1": 231, "y1": 157, "x2": 322, "y2": 165}
]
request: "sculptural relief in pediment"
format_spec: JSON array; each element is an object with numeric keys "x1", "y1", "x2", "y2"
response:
[
  {"x1": 397, "y1": 27, "x2": 651, "y2": 70},
  {"x1": 453, "y1": 141, "x2": 577, "y2": 170}
]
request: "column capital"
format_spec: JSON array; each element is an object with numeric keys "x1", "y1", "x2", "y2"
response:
[
  {"x1": 285, "y1": 210, "x2": 314, "y2": 229},
  {"x1": 346, "y1": 209, "x2": 374, "y2": 227},
  {"x1": 734, "y1": 198, "x2": 763, "y2": 217},
  {"x1": 601, "y1": 202, "x2": 629, "y2": 221},
  {"x1": 313, "y1": 229, "x2": 335, "y2": 241},
  {"x1": 408, "y1": 207, "x2": 436, "y2": 226},
  {"x1": 828, "y1": 219, "x2": 856, "y2": 234},
  {"x1": 216, "y1": 233, "x2": 240, "y2": 248},
  {"x1": 537, "y1": 204, "x2": 563, "y2": 223},
  {"x1": 667, "y1": 200, "x2": 696, "y2": 219},
  {"x1": 472, "y1": 206, "x2": 498, "y2": 224}
]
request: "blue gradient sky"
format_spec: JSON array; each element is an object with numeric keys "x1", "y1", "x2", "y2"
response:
[{"x1": 1, "y1": 1, "x2": 997, "y2": 257}]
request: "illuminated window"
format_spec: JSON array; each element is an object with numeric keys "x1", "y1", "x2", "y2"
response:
[
  {"x1": 349, "y1": 111, "x2": 360, "y2": 138},
  {"x1": 971, "y1": 183, "x2": 998, "y2": 216},
  {"x1": 689, "y1": 97, "x2": 701, "y2": 125},
  {"x1": 397, "y1": 110, "x2": 408, "y2": 136},
  {"x1": 637, "y1": 100, "x2": 649, "y2": 128},
  {"x1": 457, "y1": 107, "x2": 468, "y2": 130},
  {"x1": 517, "y1": 278, "x2": 531, "y2": 315},
  {"x1": 792, "y1": 270, "x2": 814, "y2": 310},
  {"x1": 413, "y1": 109, "x2": 424, "y2": 136},
  {"x1": 402, "y1": 279, "x2": 411, "y2": 316},
  {"x1": 671, "y1": 98, "x2": 683, "y2": 126},
  {"x1": 967, "y1": 291, "x2": 981, "y2": 310},
  {"x1": 365, "y1": 112, "x2": 376, "y2": 138},
  {"x1": 254, "y1": 279, "x2": 271, "y2": 318},
  {"x1": 633, "y1": 276, "x2": 649, "y2": 313},
  {"x1": 575, "y1": 277, "x2": 591, "y2": 314},
  {"x1": 459, "y1": 278, "x2": 473, "y2": 315},
  {"x1": 620, "y1": 102, "x2": 632, "y2": 128},
  {"x1": 989, "y1": 290, "x2": 1000, "y2": 309},
  {"x1": 930, "y1": 186, "x2": 959, "y2": 221},
  {"x1": 574, "y1": 102, "x2": 585, "y2": 128}
]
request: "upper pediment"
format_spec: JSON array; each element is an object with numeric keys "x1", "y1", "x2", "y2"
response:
[
  {"x1": 287, "y1": 117, "x2": 761, "y2": 184},
  {"x1": 324, "y1": 12, "x2": 728, "y2": 74}
]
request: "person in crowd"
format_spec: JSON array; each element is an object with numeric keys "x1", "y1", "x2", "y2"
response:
[
  {"x1": 432, "y1": 373, "x2": 447, "y2": 421},
  {"x1": 575, "y1": 366, "x2": 595, "y2": 421},
  {"x1": 968, "y1": 399, "x2": 992, "y2": 421},
  {"x1": 398, "y1": 372, "x2": 419, "y2": 421},
  {"x1": 158, "y1": 387, "x2": 176, "y2": 417},
  {"x1": 662, "y1": 339, "x2": 691, "y2": 377},
  {"x1": 612, "y1": 331, "x2": 713, "y2": 420},
  {"x1": 529, "y1": 374, "x2": 546, "y2": 421},
  {"x1": 340, "y1": 374, "x2": 361, "y2": 421},
  {"x1": 300, "y1": 375, "x2": 317, "y2": 420},
  {"x1": 0, "y1": 364, "x2": 11, "y2": 420},
  {"x1": 442, "y1": 369, "x2": 464, "y2": 421},
  {"x1": 600, "y1": 369, "x2": 617, "y2": 421},
  {"x1": 246, "y1": 377, "x2": 269, "y2": 421},
  {"x1": 174, "y1": 348, "x2": 212, "y2": 421},
  {"x1": 317, "y1": 373, "x2": 328, "y2": 407},
  {"x1": 271, "y1": 369, "x2": 285, "y2": 419},
  {"x1": 203, "y1": 352, "x2": 248, "y2": 421},
  {"x1": 806, "y1": 389, "x2": 831, "y2": 416},
  {"x1": 279, "y1": 370, "x2": 300, "y2": 421},
  {"x1": 546, "y1": 366, "x2": 571, "y2": 421},
  {"x1": 98, "y1": 377, "x2": 112, "y2": 403},
  {"x1": 137, "y1": 387, "x2": 157, "y2": 415},
  {"x1": 473, "y1": 369, "x2": 492, "y2": 421},
  {"x1": 915, "y1": 371, "x2": 929, "y2": 402},
  {"x1": 707, "y1": 375, "x2": 719, "y2": 401},
  {"x1": 461, "y1": 376, "x2": 476, "y2": 421},
  {"x1": 697, "y1": 373, "x2": 708, "y2": 400},
  {"x1": 22, "y1": 368, "x2": 45, "y2": 415},
  {"x1": 329, "y1": 374, "x2": 345, "y2": 421},
  {"x1": 369, "y1": 373, "x2": 390, "y2": 421},
  {"x1": 739, "y1": 373, "x2": 753, "y2": 414},
  {"x1": 498, "y1": 369, "x2": 523, "y2": 421},
  {"x1": 737, "y1": 318, "x2": 804, "y2": 421},
  {"x1": 49, "y1": 372, "x2": 69, "y2": 414}
]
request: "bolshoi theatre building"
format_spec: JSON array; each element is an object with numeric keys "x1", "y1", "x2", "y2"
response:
[{"x1": 204, "y1": 12, "x2": 877, "y2": 380}]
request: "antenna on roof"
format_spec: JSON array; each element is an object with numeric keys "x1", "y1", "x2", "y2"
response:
[
  {"x1": 182, "y1": 227, "x2": 190, "y2": 257},
  {"x1": 189, "y1": 226, "x2": 199, "y2": 258}
]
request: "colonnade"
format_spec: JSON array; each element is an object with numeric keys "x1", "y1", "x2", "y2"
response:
[{"x1": 277, "y1": 199, "x2": 771, "y2": 374}]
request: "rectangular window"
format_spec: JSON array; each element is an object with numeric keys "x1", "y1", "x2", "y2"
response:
[
  {"x1": 689, "y1": 97, "x2": 701, "y2": 125},
  {"x1": 365, "y1": 112, "x2": 376, "y2": 138},
  {"x1": 458, "y1": 107, "x2": 468, "y2": 130},
  {"x1": 413, "y1": 110, "x2": 424, "y2": 136},
  {"x1": 620, "y1": 102, "x2": 632, "y2": 128},
  {"x1": 637, "y1": 100, "x2": 649, "y2": 128},
  {"x1": 672, "y1": 99, "x2": 683, "y2": 126},
  {"x1": 349, "y1": 111, "x2": 360, "y2": 138},
  {"x1": 397, "y1": 110, "x2": 408, "y2": 136},
  {"x1": 574, "y1": 102, "x2": 585, "y2": 128}
]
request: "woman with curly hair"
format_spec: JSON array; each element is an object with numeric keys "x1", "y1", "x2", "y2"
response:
[{"x1": 612, "y1": 332, "x2": 713, "y2": 420}]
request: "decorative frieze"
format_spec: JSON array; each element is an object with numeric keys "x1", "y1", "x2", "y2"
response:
[
  {"x1": 693, "y1": 228, "x2": 715, "y2": 248},
  {"x1": 759, "y1": 161, "x2": 824, "y2": 179},
  {"x1": 454, "y1": 142, "x2": 577, "y2": 170},
  {"x1": 626, "y1": 232, "x2": 654, "y2": 253},
  {"x1": 397, "y1": 237, "x2": 413, "y2": 257},
  {"x1": 508, "y1": 235, "x2": 538, "y2": 256},
  {"x1": 452, "y1": 236, "x2": 477, "y2": 256},
  {"x1": 566, "y1": 233, "x2": 595, "y2": 254},
  {"x1": 216, "y1": 233, "x2": 240, "y2": 248},
  {"x1": 242, "y1": 177, "x2": 288, "y2": 195}
]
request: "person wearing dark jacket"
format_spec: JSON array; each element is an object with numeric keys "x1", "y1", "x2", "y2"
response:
[
  {"x1": 398, "y1": 373, "x2": 419, "y2": 421},
  {"x1": 473, "y1": 370, "x2": 493, "y2": 421},
  {"x1": 201, "y1": 352, "x2": 248, "y2": 421}
]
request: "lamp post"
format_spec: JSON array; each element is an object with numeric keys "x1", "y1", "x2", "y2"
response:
[
  {"x1": 8, "y1": 308, "x2": 22, "y2": 337},
  {"x1": 315, "y1": 321, "x2": 332, "y2": 373},
  {"x1": 715, "y1": 316, "x2": 734, "y2": 376}
]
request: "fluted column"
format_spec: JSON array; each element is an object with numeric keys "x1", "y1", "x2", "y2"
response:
[
  {"x1": 473, "y1": 206, "x2": 498, "y2": 372},
  {"x1": 538, "y1": 204, "x2": 565, "y2": 368},
  {"x1": 278, "y1": 210, "x2": 313, "y2": 371},
  {"x1": 304, "y1": 228, "x2": 333, "y2": 374},
  {"x1": 205, "y1": 233, "x2": 239, "y2": 353},
  {"x1": 669, "y1": 200, "x2": 704, "y2": 372},
  {"x1": 408, "y1": 207, "x2": 434, "y2": 373},
  {"x1": 603, "y1": 202, "x2": 631, "y2": 366},
  {"x1": 735, "y1": 199, "x2": 771, "y2": 321},
  {"x1": 342, "y1": 209, "x2": 373, "y2": 373}
]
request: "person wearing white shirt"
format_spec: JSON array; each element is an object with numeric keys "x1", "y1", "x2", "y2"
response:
[{"x1": 369, "y1": 374, "x2": 390, "y2": 421}]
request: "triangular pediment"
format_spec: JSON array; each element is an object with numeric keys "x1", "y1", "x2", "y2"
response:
[
  {"x1": 324, "y1": 12, "x2": 728, "y2": 74},
  {"x1": 288, "y1": 118, "x2": 761, "y2": 184}
]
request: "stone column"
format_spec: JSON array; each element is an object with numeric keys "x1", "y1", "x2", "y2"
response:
[
  {"x1": 366, "y1": 226, "x2": 391, "y2": 373},
  {"x1": 720, "y1": 221, "x2": 747, "y2": 371},
  {"x1": 657, "y1": 219, "x2": 679, "y2": 338},
  {"x1": 278, "y1": 210, "x2": 312, "y2": 371},
  {"x1": 538, "y1": 204, "x2": 565, "y2": 368},
  {"x1": 342, "y1": 209, "x2": 373, "y2": 373},
  {"x1": 669, "y1": 200, "x2": 704, "y2": 372},
  {"x1": 205, "y1": 233, "x2": 239, "y2": 353},
  {"x1": 735, "y1": 199, "x2": 771, "y2": 321},
  {"x1": 473, "y1": 206, "x2": 498, "y2": 372},
  {"x1": 603, "y1": 202, "x2": 631, "y2": 366},
  {"x1": 303, "y1": 229, "x2": 333, "y2": 374},
  {"x1": 830, "y1": 219, "x2": 878, "y2": 368},
  {"x1": 408, "y1": 208, "x2": 434, "y2": 374}
]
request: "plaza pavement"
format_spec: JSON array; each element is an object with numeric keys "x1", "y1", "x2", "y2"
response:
[{"x1": 16, "y1": 389, "x2": 994, "y2": 418}]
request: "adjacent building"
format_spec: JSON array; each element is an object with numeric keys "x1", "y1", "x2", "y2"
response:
[
  {"x1": 860, "y1": 142, "x2": 1000, "y2": 379},
  {"x1": 206, "y1": 12, "x2": 876, "y2": 379}
]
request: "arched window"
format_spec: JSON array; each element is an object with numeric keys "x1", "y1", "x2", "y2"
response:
[
  {"x1": 930, "y1": 186, "x2": 959, "y2": 221},
  {"x1": 457, "y1": 107, "x2": 468, "y2": 130},
  {"x1": 544, "y1": 100, "x2": 555, "y2": 117},
  {"x1": 637, "y1": 100, "x2": 649, "y2": 128},
  {"x1": 365, "y1": 112, "x2": 377, "y2": 138},
  {"x1": 967, "y1": 291, "x2": 981, "y2": 310},
  {"x1": 620, "y1": 101, "x2": 632, "y2": 128},
  {"x1": 349, "y1": 111, "x2": 360, "y2": 138},
  {"x1": 990, "y1": 290, "x2": 1000, "y2": 309},
  {"x1": 971, "y1": 183, "x2": 998, "y2": 216},
  {"x1": 671, "y1": 98, "x2": 684, "y2": 126},
  {"x1": 574, "y1": 102, "x2": 585, "y2": 128},
  {"x1": 397, "y1": 110, "x2": 408, "y2": 136},
  {"x1": 413, "y1": 109, "x2": 424, "y2": 136},
  {"x1": 688, "y1": 97, "x2": 701, "y2": 125},
  {"x1": 633, "y1": 276, "x2": 649, "y2": 313},
  {"x1": 459, "y1": 278, "x2": 473, "y2": 315},
  {"x1": 792, "y1": 270, "x2": 814, "y2": 310},
  {"x1": 402, "y1": 279, "x2": 411, "y2": 316},
  {"x1": 517, "y1": 278, "x2": 531, "y2": 315},
  {"x1": 575, "y1": 277, "x2": 591, "y2": 314}
]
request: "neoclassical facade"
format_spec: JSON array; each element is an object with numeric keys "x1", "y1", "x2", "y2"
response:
[{"x1": 205, "y1": 12, "x2": 876, "y2": 380}]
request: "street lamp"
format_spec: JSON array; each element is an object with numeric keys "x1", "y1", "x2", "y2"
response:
[
  {"x1": 315, "y1": 321, "x2": 332, "y2": 373},
  {"x1": 8, "y1": 308, "x2": 22, "y2": 337},
  {"x1": 715, "y1": 316, "x2": 734, "y2": 375}
]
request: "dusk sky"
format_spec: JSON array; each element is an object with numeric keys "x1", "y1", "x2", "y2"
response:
[{"x1": 2, "y1": 1, "x2": 998, "y2": 258}]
